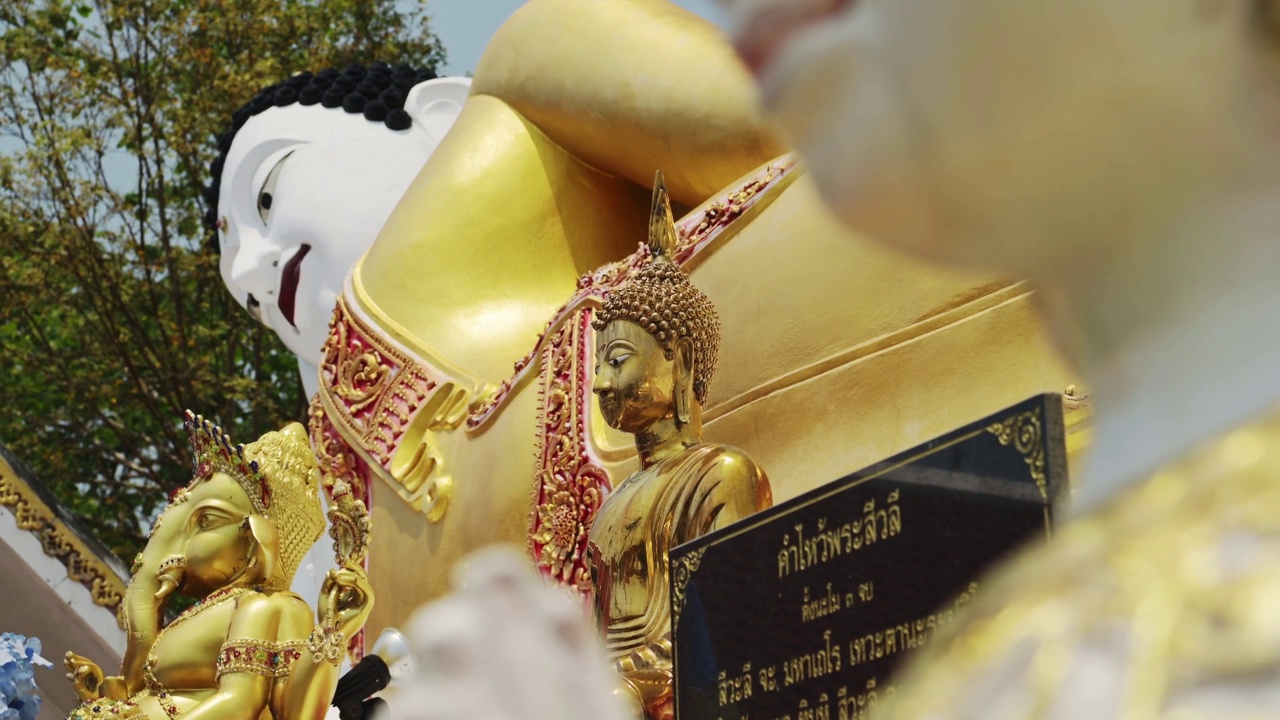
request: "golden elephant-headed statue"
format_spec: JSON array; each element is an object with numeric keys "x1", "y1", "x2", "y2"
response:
[
  {"x1": 214, "y1": 0, "x2": 1083, "y2": 634},
  {"x1": 64, "y1": 413, "x2": 372, "y2": 720}
]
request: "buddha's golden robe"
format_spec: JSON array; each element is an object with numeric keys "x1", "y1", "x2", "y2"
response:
[
  {"x1": 882, "y1": 408, "x2": 1280, "y2": 719},
  {"x1": 587, "y1": 444, "x2": 771, "y2": 669}
]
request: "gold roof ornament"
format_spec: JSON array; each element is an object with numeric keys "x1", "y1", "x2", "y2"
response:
[{"x1": 594, "y1": 171, "x2": 722, "y2": 405}]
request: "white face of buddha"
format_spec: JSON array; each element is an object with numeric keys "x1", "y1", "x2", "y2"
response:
[
  {"x1": 216, "y1": 78, "x2": 470, "y2": 378},
  {"x1": 723, "y1": 0, "x2": 1245, "y2": 273}
]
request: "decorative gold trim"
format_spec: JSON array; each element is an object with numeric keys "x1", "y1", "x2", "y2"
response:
[
  {"x1": 309, "y1": 394, "x2": 369, "y2": 508},
  {"x1": 312, "y1": 296, "x2": 464, "y2": 519},
  {"x1": 318, "y1": 296, "x2": 452, "y2": 468},
  {"x1": 0, "y1": 454, "x2": 126, "y2": 626},
  {"x1": 678, "y1": 157, "x2": 796, "y2": 267},
  {"x1": 306, "y1": 623, "x2": 348, "y2": 666},
  {"x1": 215, "y1": 638, "x2": 305, "y2": 680},
  {"x1": 986, "y1": 410, "x2": 1048, "y2": 500},
  {"x1": 670, "y1": 547, "x2": 708, "y2": 628},
  {"x1": 528, "y1": 309, "x2": 610, "y2": 592},
  {"x1": 327, "y1": 479, "x2": 371, "y2": 566}
]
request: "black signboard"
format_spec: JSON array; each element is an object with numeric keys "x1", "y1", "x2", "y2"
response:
[{"x1": 670, "y1": 394, "x2": 1067, "y2": 720}]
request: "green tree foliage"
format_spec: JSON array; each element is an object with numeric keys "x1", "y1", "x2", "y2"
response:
[{"x1": 0, "y1": 0, "x2": 446, "y2": 562}]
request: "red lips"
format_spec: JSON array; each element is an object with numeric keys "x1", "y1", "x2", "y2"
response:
[{"x1": 278, "y1": 244, "x2": 310, "y2": 330}]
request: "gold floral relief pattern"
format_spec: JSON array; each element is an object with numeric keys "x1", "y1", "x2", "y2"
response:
[
  {"x1": 308, "y1": 395, "x2": 369, "y2": 507},
  {"x1": 0, "y1": 453, "x2": 126, "y2": 625},
  {"x1": 306, "y1": 394, "x2": 372, "y2": 662},
  {"x1": 319, "y1": 298, "x2": 441, "y2": 467},
  {"x1": 679, "y1": 159, "x2": 792, "y2": 258},
  {"x1": 986, "y1": 410, "x2": 1047, "y2": 500},
  {"x1": 311, "y1": 297, "x2": 459, "y2": 512},
  {"x1": 528, "y1": 309, "x2": 612, "y2": 593},
  {"x1": 670, "y1": 547, "x2": 708, "y2": 628}
]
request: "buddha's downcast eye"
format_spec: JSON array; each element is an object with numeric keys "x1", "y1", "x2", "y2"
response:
[{"x1": 256, "y1": 151, "x2": 292, "y2": 225}]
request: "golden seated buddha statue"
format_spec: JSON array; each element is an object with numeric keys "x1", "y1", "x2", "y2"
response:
[
  {"x1": 586, "y1": 175, "x2": 773, "y2": 720},
  {"x1": 64, "y1": 413, "x2": 372, "y2": 720}
]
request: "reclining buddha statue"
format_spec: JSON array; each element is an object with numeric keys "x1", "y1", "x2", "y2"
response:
[
  {"x1": 63, "y1": 413, "x2": 373, "y2": 720},
  {"x1": 209, "y1": 0, "x2": 1086, "y2": 633}
]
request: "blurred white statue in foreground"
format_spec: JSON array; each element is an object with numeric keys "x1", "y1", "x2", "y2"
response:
[
  {"x1": 721, "y1": 0, "x2": 1280, "y2": 717},
  {"x1": 390, "y1": 546, "x2": 627, "y2": 720}
]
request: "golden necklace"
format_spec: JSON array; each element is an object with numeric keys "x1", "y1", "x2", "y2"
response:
[{"x1": 142, "y1": 585, "x2": 257, "y2": 719}]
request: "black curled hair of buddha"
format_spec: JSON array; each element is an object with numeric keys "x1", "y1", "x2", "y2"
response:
[{"x1": 202, "y1": 61, "x2": 438, "y2": 252}]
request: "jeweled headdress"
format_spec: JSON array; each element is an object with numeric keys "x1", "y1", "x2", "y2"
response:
[
  {"x1": 593, "y1": 171, "x2": 722, "y2": 404},
  {"x1": 183, "y1": 410, "x2": 326, "y2": 584}
]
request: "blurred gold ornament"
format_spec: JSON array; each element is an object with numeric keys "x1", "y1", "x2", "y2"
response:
[{"x1": 881, "y1": 410, "x2": 1280, "y2": 719}]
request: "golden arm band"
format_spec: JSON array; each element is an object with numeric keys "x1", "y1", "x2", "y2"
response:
[{"x1": 215, "y1": 639, "x2": 306, "y2": 680}]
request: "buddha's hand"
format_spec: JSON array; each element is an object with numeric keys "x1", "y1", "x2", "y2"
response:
[
  {"x1": 318, "y1": 560, "x2": 374, "y2": 639},
  {"x1": 64, "y1": 652, "x2": 104, "y2": 702}
]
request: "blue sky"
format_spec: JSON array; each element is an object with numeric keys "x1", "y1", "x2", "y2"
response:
[{"x1": 426, "y1": 1, "x2": 731, "y2": 76}]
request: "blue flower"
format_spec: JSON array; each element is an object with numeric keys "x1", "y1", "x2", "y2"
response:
[{"x1": 0, "y1": 635, "x2": 51, "y2": 720}]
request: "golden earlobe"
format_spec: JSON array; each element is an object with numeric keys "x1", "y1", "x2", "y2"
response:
[
  {"x1": 241, "y1": 515, "x2": 282, "y2": 587},
  {"x1": 675, "y1": 338, "x2": 695, "y2": 426}
]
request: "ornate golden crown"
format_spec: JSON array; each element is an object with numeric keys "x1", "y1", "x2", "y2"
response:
[
  {"x1": 185, "y1": 411, "x2": 270, "y2": 515},
  {"x1": 594, "y1": 171, "x2": 722, "y2": 404},
  {"x1": 184, "y1": 411, "x2": 326, "y2": 584}
]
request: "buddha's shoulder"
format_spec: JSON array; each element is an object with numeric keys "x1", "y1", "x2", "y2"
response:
[
  {"x1": 681, "y1": 443, "x2": 766, "y2": 480},
  {"x1": 671, "y1": 443, "x2": 770, "y2": 511},
  {"x1": 883, "y1": 413, "x2": 1280, "y2": 718}
]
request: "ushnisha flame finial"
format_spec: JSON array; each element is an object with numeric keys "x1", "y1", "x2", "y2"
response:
[{"x1": 648, "y1": 170, "x2": 679, "y2": 260}]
